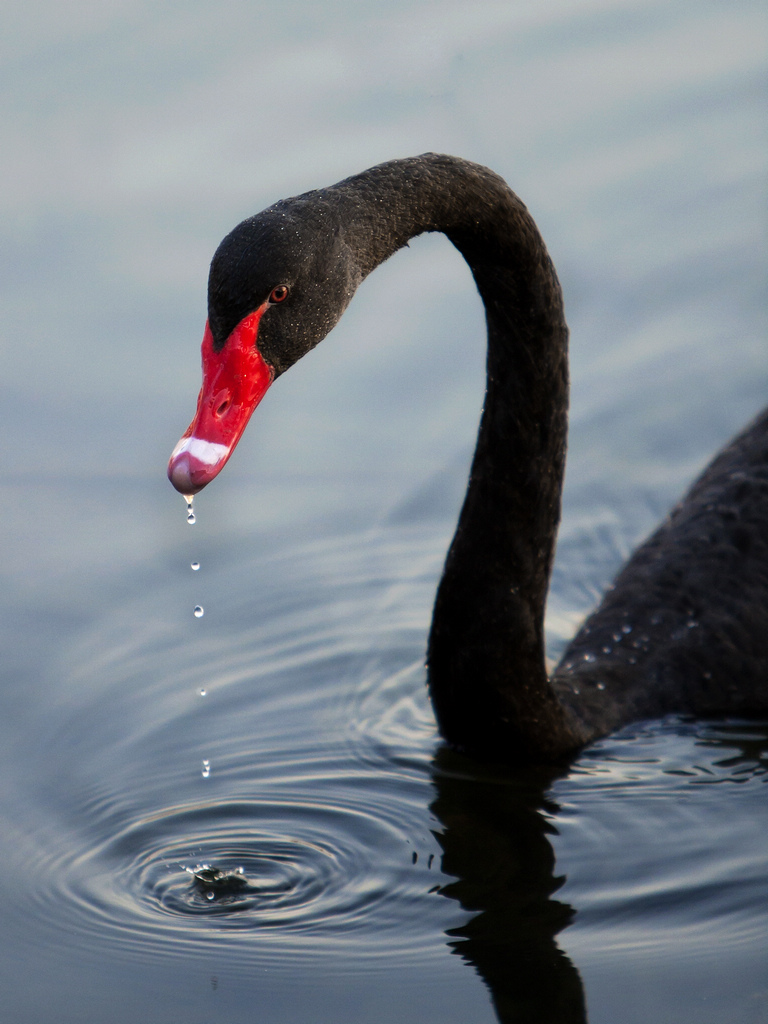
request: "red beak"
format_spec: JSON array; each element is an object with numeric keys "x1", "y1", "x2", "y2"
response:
[{"x1": 167, "y1": 309, "x2": 273, "y2": 495}]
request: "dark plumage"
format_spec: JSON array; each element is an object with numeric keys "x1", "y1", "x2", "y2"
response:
[{"x1": 173, "y1": 154, "x2": 768, "y2": 762}]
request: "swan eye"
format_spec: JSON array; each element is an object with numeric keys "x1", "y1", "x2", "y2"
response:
[{"x1": 269, "y1": 285, "x2": 289, "y2": 304}]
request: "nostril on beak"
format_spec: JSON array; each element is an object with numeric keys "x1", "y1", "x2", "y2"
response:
[{"x1": 215, "y1": 399, "x2": 230, "y2": 418}]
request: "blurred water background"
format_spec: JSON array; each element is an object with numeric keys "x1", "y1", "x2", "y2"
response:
[{"x1": 0, "y1": 1, "x2": 766, "y2": 1021}]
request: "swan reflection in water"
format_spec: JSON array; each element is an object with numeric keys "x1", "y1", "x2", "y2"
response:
[
  {"x1": 430, "y1": 746, "x2": 587, "y2": 1023},
  {"x1": 429, "y1": 722, "x2": 767, "y2": 1023}
]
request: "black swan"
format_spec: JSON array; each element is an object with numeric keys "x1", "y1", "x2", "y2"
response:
[{"x1": 168, "y1": 154, "x2": 768, "y2": 762}]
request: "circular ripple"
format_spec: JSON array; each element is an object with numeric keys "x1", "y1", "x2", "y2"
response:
[
  {"x1": 112, "y1": 799, "x2": 390, "y2": 929},
  {"x1": 18, "y1": 774, "x2": 450, "y2": 971}
]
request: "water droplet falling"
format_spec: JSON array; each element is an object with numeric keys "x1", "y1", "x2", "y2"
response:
[
  {"x1": 191, "y1": 561, "x2": 200, "y2": 571},
  {"x1": 201, "y1": 759, "x2": 211, "y2": 778},
  {"x1": 184, "y1": 494, "x2": 196, "y2": 525},
  {"x1": 194, "y1": 606, "x2": 204, "y2": 618},
  {"x1": 199, "y1": 688, "x2": 207, "y2": 697}
]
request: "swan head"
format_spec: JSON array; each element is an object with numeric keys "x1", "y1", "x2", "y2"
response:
[{"x1": 168, "y1": 198, "x2": 361, "y2": 495}]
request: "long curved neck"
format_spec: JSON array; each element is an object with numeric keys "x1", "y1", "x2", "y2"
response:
[{"x1": 333, "y1": 155, "x2": 581, "y2": 760}]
